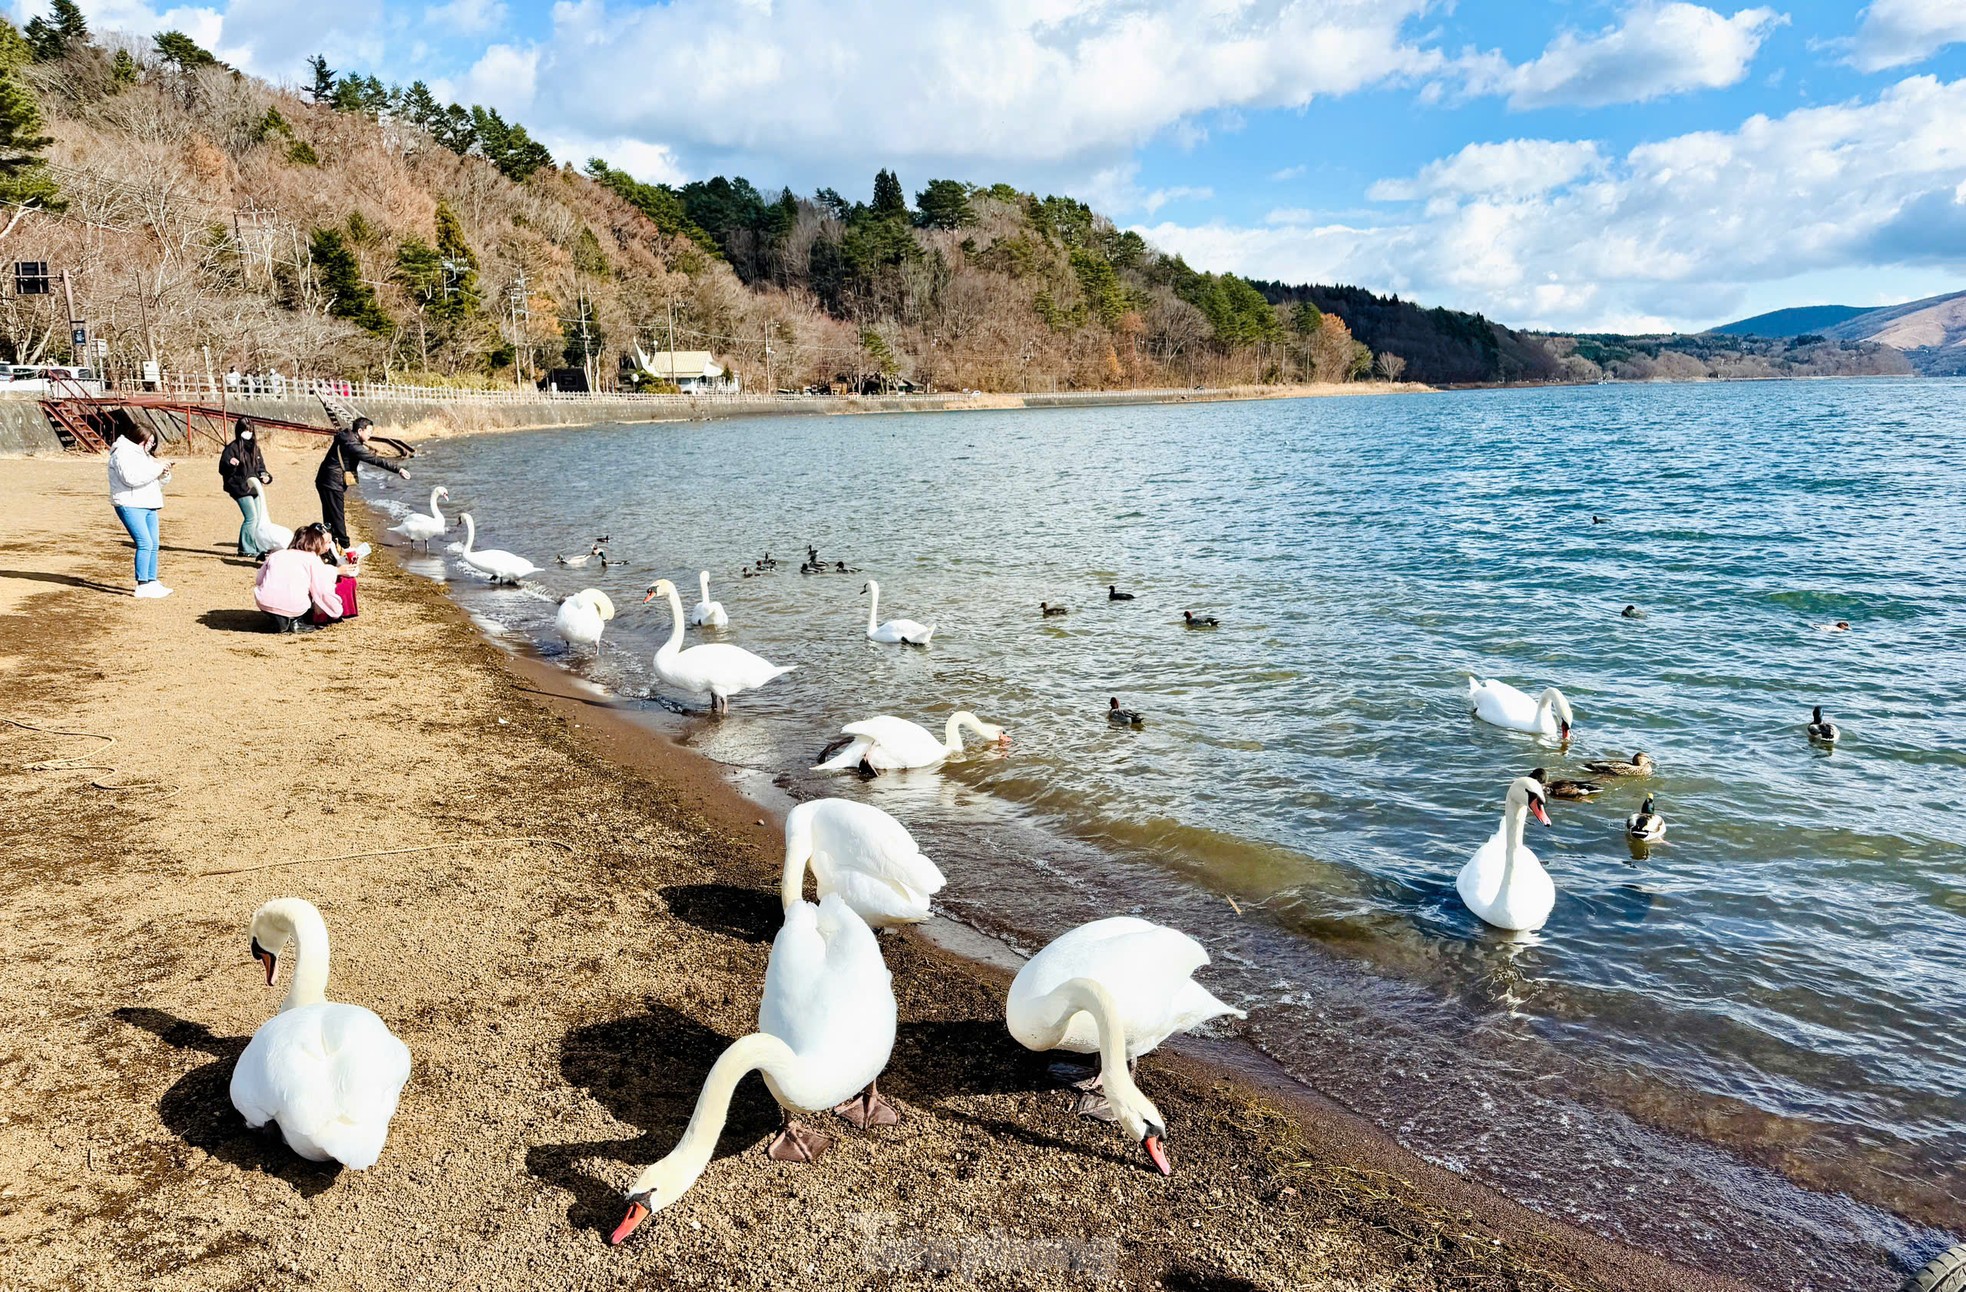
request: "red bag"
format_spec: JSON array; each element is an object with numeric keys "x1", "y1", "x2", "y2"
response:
[{"x1": 312, "y1": 574, "x2": 358, "y2": 624}]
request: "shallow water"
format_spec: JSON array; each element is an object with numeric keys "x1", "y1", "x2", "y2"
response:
[{"x1": 374, "y1": 380, "x2": 1966, "y2": 1288}]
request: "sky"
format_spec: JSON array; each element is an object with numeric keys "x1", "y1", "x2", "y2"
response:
[{"x1": 18, "y1": 0, "x2": 1966, "y2": 333}]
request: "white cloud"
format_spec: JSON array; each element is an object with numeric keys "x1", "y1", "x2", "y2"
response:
[
  {"x1": 451, "y1": 41, "x2": 536, "y2": 112},
  {"x1": 1843, "y1": 0, "x2": 1966, "y2": 72},
  {"x1": 1138, "y1": 75, "x2": 1966, "y2": 332},
  {"x1": 1270, "y1": 164, "x2": 1306, "y2": 181},
  {"x1": 425, "y1": 0, "x2": 505, "y2": 36},
  {"x1": 1462, "y1": 3, "x2": 1786, "y2": 109},
  {"x1": 519, "y1": 0, "x2": 1442, "y2": 187},
  {"x1": 1366, "y1": 139, "x2": 1605, "y2": 201},
  {"x1": 1140, "y1": 185, "x2": 1212, "y2": 215}
]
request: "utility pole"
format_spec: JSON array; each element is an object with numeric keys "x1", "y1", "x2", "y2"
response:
[
  {"x1": 764, "y1": 336, "x2": 772, "y2": 395},
  {"x1": 61, "y1": 270, "x2": 83, "y2": 365}
]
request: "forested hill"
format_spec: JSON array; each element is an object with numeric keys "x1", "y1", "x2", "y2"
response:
[{"x1": 0, "y1": 8, "x2": 1921, "y2": 393}]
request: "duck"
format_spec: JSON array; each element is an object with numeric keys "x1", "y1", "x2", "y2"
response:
[
  {"x1": 447, "y1": 514, "x2": 539, "y2": 585},
  {"x1": 1529, "y1": 767, "x2": 1602, "y2": 800},
  {"x1": 246, "y1": 478, "x2": 292, "y2": 552},
  {"x1": 1107, "y1": 585, "x2": 1135, "y2": 601},
  {"x1": 643, "y1": 578, "x2": 795, "y2": 714},
  {"x1": 813, "y1": 711, "x2": 1009, "y2": 774},
  {"x1": 1108, "y1": 697, "x2": 1144, "y2": 727},
  {"x1": 782, "y1": 798, "x2": 946, "y2": 928},
  {"x1": 1621, "y1": 604, "x2": 1644, "y2": 619},
  {"x1": 862, "y1": 581, "x2": 934, "y2": 645},
  {"x1": 1040, "y1": 602, "x2": 1069, "y2": 617},
  {"x1": 387, "y1": 485, "x2": 449, "y2": 550},
  {"x1": 1457, "y1": 775, "x2": 1556, "y2": 932},
  {"x1": 609, "y1": 894, "x2": 897, "y2": 1245},
  {"x1": 740, "y1": 565, "x2": 763, "y2": 579},
  {"x1": 556, "y1": 542, "x2": 607, "y2": 568},
  {"x1": 1626, "y1": 794, "x2": 1667, "y2": 841},
  {"x1": 1583, "y1": 751, "x2": 1655, "y2": 778},
  {"x1": 1182, "y1": 611, "x2": 1218, "y2": 629},
  {"x1": 1807, "y1": 706, "x2": 1840, "y2": 743},
  {"x1": 1817, "y1": 621, "x2": 1851, "y2": 633},
  {"x1": 1468, "y1": 677, "x2": 1575, "y2": 740},
  {"x1": 228, "y1": 898, "x2": 412, "y2": 1169},
  {"x1": 688, "y1": 570, "x2": 728, "y2": 628},
  {"x1": 554, "y1": 588, "x2": 615, "y2": 654},
  {"x1": 1006, "y1": 917, "x2": 1244, "y2": 1175}
]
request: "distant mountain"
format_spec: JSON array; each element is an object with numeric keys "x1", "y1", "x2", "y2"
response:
[
  {"x1": 1820, "y1": 290, "x2": 1966, "y2": 375},
  {"x1": 1712, "y1": 305, "x2": 1871, "y2": 338}
]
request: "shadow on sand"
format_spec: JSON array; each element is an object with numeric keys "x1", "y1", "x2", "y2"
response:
[{"x1": 659, "y1": 883, "x2": 781, "y2": 945}]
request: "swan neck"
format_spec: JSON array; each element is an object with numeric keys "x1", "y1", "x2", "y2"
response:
[
  {"x1": 460, "y1": 514, "x2": 475, "y2": 552},
  {"x1": 1502, "y1": 799, "x2": 1528, "y2": 882},
  {"x1": 1042, "y1": 978, "x2": 1141, "y2": 1097},
  {"x1": 698, "y1": 570, "x2": 711, "y2": 601},
  {"x1": 866, "y1": 583, "x2": 879, "y2": 633},
  {"x1": 279, "y1": 905, "x2": 331, "y2": 1011},
  {"x1": 659, "y1": 585, "x2": 685, "y2": 657},
  {"x1": 945, "y1": 711, "x2": 985, "y2": 753},
  {"x1": 779, "y1": 823, "x2": 810, "y2": 911},
  {"x1": 427, "y1": 487, "x2": 443, "y2": 522},
  {"x1": 628, "y1": 1033, "x2": 796, "y2": 1207}
]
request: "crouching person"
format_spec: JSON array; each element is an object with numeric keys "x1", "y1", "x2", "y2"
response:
[{"x1": 255, "y1": 524, "x2": 344, "y2": 633}]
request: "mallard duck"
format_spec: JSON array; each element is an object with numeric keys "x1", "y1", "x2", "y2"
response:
[
  {"x1": 1529, "y1": 767, "x2": 1602, "y2": 800},
  {"x1": 1041, "y1": 602, "x2": 1069, "y2": 617},
  {"x1": 1583, "y1": 751, "x2": 1655, "y2": 778},
  {"x1": 1182, "y1": 611, "x2": 1218, "y2": 628},
  {"x1": 1807, "y1": 706, "x2": 1839, "y2": 743},
  {"x1": 1108, "y1": 697, "x2": 1144, "y2": 727},
  {"x1": 1108, "y1": 585, "x2": 1135, "y2": 601},
  {"x1": 1626, "y1": 794, "x2": 1666, "y2": 840}
]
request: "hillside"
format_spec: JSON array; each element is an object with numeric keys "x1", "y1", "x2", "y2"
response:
[
  {"x1": 1820, "y1": 290, "x2": 1966, "y2": 375},
  {"x1": 1711, "y1": 305, "x2": 1871, "y2": 338}
]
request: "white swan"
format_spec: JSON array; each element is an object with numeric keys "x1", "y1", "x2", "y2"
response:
[
  {"x1": 388, "y1": 486, "x2": 449, "y2": 549},
  {"x1": 688, "y1": 569, "x2": 728, "y2": 628},
  {"x1": 1468, "y1": 676, "x2": 1575, "y2": 740},
  {"x1": 554, "y1": 588, "x2": 615, "y2": 653},
  {"x1": 446, "y1": 513, "x2": 539, "y2": 585},
  {"x1": 813, "y1": 711, "x2": 1009, "y2": 773},
  {"x1": 862, "y1": 580, "x2": 934, "y2": 645},
  {"x1": 247, "y1": 479, "x2": 292, "y2": 552},
  {"x1": 228, "y1": 898, "x2": 412, "y2": 1169},
  {"x1": 610, "y1": 893, "x2": 896, "y2": 1245},
  {"x1": 782, "y1": 797, "x2": 945, "y2": 927},
  {"x1": 643, "y1": 577, "x2": 794, "y2": 713},
  {"x1": 1006, "y1": 917, "x2": 1244, "y2": 1175},
  {"x1": 1457, "y1": 776, "x2": 1556, "y2": 932}
]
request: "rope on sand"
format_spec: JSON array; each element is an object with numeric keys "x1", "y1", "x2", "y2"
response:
[
  {"x1": 1, "y1": 716, "x2": 179, "y2": 796},
  {"x1": 198, "y1": 836, "x2": 575, "y2": 877}
]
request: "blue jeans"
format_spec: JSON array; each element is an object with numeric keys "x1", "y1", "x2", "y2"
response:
[
  {"x1": 113, "y1": 505, "x2": 160, "y2": 584},
  {"x1": 236, "y1": 494, "x2": 265, "y2": 556}
]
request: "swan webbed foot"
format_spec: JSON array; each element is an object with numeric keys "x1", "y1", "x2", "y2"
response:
[
  {"x1": 1072, "y1": 1088, "x2": 1119, "y2": 1122},
  {"x1": 767, "y1": 1116, "x2": 834, "y2": 1162},
  {"x1": 833, "y1": 1079, "x2": 901, "y2": 1129}
]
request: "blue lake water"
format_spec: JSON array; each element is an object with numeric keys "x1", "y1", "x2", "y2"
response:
[{"x1": 374, "y1": 380, "x2": 1966, "y2": 1290}]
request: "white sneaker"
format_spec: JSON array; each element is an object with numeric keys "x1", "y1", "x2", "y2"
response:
[{"x1": 133, "y1": 583, "x2": 173, "y2": 599}]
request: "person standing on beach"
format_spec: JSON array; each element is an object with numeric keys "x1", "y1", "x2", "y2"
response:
[
  {"x1": 316, "y1": 416, "x2": 408, "y2": 549},
  {"x1": 107, "y1": 424, "x2": 173, "y2": 599},
  {"x1": 219, "y1": 419, "x2": 273, "y2": 557}
]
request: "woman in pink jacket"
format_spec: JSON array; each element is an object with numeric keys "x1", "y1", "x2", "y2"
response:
[{"x1": 254, "y1": 525, "x2": 344, "y2": 633}]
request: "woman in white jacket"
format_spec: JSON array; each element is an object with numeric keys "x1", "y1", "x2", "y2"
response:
[{"x1": 107, "y1": 425, "x2": 173, "y2": 598}]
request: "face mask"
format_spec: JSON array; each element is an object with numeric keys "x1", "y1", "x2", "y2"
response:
[{"x1": 240, "y1": 431, "x2": 253, "y2": 441}]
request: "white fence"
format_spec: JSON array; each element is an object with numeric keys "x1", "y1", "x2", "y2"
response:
[{"x1": 135, "y1": 375, "x2": 1243, "y2": 407}]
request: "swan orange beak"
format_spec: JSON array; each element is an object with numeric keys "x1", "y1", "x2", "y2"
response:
[
  {"x1": 251, "y1": 937, "x2": 277, "y2": 985},
  {"x1": 1530, "y1": 800, "x2": 1551, "y2": 827},
  {"x1": 1144, "y1": 1134, "x2": 1173, "y2": 1176},
  {"x1": 609, "y1": 1199, "x2": 651, "y2": 1245},
  {"x1": 1558, "y1": 722, "x2": 1571, "y2": 742},
  {"x1": 641, "y1": 590, "x2": 657, "y2": 603}
]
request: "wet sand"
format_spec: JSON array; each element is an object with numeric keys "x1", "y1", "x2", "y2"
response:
[{"x1": 0, "y1": 449, "x2": 1754, "y2": 1291}]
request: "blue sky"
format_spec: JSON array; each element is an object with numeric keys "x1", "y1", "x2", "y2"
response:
[{"x1": 22, "y1": 1, "x2": 1966, "y2": 332}]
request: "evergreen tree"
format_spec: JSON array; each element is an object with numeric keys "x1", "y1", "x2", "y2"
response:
[
  {"x1": 309, "y1": 227, "x2": 389, "y2": 334},
  {"x1": 305, "y1": 53, "x2": 335, "y2": 103},
  {"x1": 153, "y1": 31, "x2": 219, "y2": 71},
  {"x1": 0, "y1": 55, "x2": 60, "y2": 208},
  {"x1": 109, "y1": 48, "x2": 137, "y2": 87},
  {"x1": 400, "y1": 81, "x2": 440, "y2": 131},
  {"x1": 469, "y1": 105, "x2": 552, "y2": 181},
  {"x1": 431, "y1": 200, "x2": 480, "y2": 322},
  {"x1": 914, "y1": 179, "x2": 972, "y2": 230},
  {"x1": 434, "y1": 102, "x2": 475, "y2": 154},
  {"x1": 394, "y1": 236, "x2": 443, "y2": 307},
  {"x1": 0, "y1": 19, "x2": 30, "y2": 73},
  {"x1": 51, "y1": 0, "x2": 87, "y2": 41},
  {"x1": 871, "y1": 168, "x2": 907, "y2": 220}
]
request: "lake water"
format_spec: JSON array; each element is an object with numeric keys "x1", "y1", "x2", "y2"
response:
[{"x1": 372, "y1": 380, "x2": 1965, "y2": 1290}]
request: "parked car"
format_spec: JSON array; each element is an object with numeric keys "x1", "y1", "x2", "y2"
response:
[{"x1": 2, "y1": 365, "x2": 105, "y2": 395}]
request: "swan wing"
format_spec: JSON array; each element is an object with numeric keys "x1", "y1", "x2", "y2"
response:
[
  {"x1": 758, "y1": 897, "x2": 895, "y2": 1108},
  {"x1": 811, "y1": 800, "x2": 945, "y2": 908},
  {"x1": 840, "y1": 716, "x2": 945, "y2": 767},
  {"x1": 229, "y1": 1004, "x2": 411, "y2": 1169},
  {"x1": 1469, "y1": 678, "x2": 1538, "y2": 730},
  {"x1": 673, "y1": 643, "x2": 793, "y2": 693},
  {"x1": 1009, "y1": 918, "x2": 1227, "y2": 1057},
  {"x1": 813, "y1": 736, "x2": 875, "y2": 772}
]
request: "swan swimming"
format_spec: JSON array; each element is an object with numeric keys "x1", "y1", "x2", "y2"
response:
[
  {"x1": 554, "y1": 588, "x2": 615, "y2": 653},
  {"x1": 447, "y1": 513, "x2": 539, "y2": 584},
  {"x1": 610, "y1": 894, "x2": 896, "y2": 1244},
  {"x1": 1456, "y1": 775, "x2": 1556, "y2": 932},
  {"x1": 812, "y1": 711, "x2": 1008, "y2": 774},
  {"x1": 388, "y1": 486, "x2": 449, "y2": 549},
  {"x1": 1468, "y1": 677, "x2": 1575, "y2": 740},
  {"x1": 1006, "y1": 917, "x2": 1244, "y2": 1174},
  {"x1": 643, "y1": 577, "x2": 794, "y2": 713},
  {"x1": 862, "y1": 580, "x2": 934, "y2": 645},
  {"x1": 688, "y1": 570, "x2": 728, "y2": 628},
  {"x1": 782, "y1": 797, "x2": 946, "y2": 927},
  {"x1": 228, "y1": 898, "x2": 412, "y2": 1169}
]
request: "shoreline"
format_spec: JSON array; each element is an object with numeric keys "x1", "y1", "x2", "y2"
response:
[{"x1": 0, "y1": 450, "x2": 1762, "y2": 1290}]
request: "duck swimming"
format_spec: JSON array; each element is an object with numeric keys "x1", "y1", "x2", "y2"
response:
[
  {"x1": 1041, "y1": 602, "x2": 1069, "y2": 617},
  {"x1": 1108, "y1": 585, "x2": 1135, "y2": 601},
  {"x1": 1583, "y1": 751, "x2": 1655, "y2": 777},
  {"x1": 1108, "y1": 697, "x2": 1144, "y2": 727},
  {"x1": 1807, "y1": 706, "x2": 1840, "y2": 743},
  {"x1": 1182, "y1": 611, "x2": 1218, "y2": 628},
  {"x1": 1529, "y1": 767, "x2": 1602, "y2": 800},
  {"x1": 1621, "y1": 604, "x2": 1644, "y2": 619},
  {"x1": 1626, "y1": 794, "x2": 1667, "y2": 840}
]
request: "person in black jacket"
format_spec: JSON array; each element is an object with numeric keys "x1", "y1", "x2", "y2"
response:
[
  {"x1": 316, "y1": 417, "x2": 408, "y2": 549},
  {"x1": 219, "y1": 419, "x2": 273, "y2": 556}
]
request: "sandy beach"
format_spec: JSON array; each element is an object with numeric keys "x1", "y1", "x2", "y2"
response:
[{"x1": 0, "y1": 444, "x2": 1757, "y2": 1292}]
